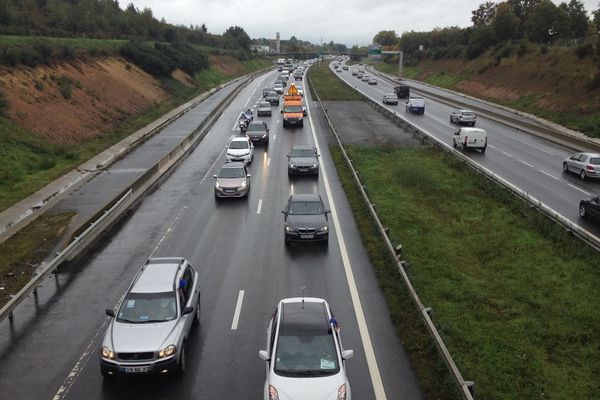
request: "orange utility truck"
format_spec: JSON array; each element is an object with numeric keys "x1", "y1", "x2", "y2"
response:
[{"x1": 282, "y1": 84, "x2": 305, "y2": 128}]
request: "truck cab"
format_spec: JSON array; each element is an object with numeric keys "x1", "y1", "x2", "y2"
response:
[{"x1": 281, "y1": 84, "x2": 304, "y2": 128}]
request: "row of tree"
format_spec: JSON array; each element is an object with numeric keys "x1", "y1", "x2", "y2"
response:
[
  {"x1": 252, "y1": 35, "x2": 354, "y2": 55},
  {"x1": 373, "y1": 0, "x2": 600, "y2": 59},
  {"x1": 0, "y1": 0, "x2": 251, "y2": 51}
]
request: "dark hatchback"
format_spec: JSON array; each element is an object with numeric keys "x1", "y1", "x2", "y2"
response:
[
  {"x1": 265, "y1": 91, "x2": 280, "y2": 106},
  {"x1": 245, "y1": 121, "x2": 269, "y2": 145},
  {"x1": 282, "y1": 194, "x2": 329, "y2": 245},
  {"x1": 579, "y1": 196, "x2": 600, "y2": 221},
  {"x1": 287, "y1": 145, "x2": 319, "y2": 176}
]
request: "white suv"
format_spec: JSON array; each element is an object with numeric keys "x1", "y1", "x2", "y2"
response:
[
  {"x1": 100, "y1": 257, "x2": 201, "y2": 377},
  {"x1": 259, "y1": 297, "x2": 354, "y2": 400}
]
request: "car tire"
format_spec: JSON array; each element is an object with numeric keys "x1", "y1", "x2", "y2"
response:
[
  {"x1": 471, "y1": 122, "x2": 476, "y2": 127},
  {"x1": 450, "y1": 116, "x2": 453, "y2": 123},
  {"x1": 562, "y1": 162, "x2": 569, "y2": 173},
  {"x1": 580, "y1": 169, "x2": 587, "y2": 180},
  {"x1": 100, "y1": 367, "x2": 112, "y2": 379},
  {"x1": 481, "y1": 145, "x2": 486, "y2": 154},
  {"x1": 284, "y1": 236, "x2": 290, "y2": 246},
  {"x1": 579, "y1": 204, "x2": 587, "y2": 218},
  {"x1": 176, "y1": 342, "x2": 186, "y2": 376},
  {"x1": 194, "y1": 298, "x2": 201, "y2": 325},
  {"x1": 453, "y1": 140, "x2": 457, "y2": 149}
]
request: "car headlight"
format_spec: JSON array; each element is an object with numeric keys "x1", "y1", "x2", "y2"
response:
[
  {"x1": 262, "y1": 134, "x2": 267, "y2": 138},
  {"x1": 240, "y1": 181, "x2": 247, "y2": 188},
  {"x1": 285, "y1": 226, "x2": 294, "y2": 233},
  {"x1": 268, "y1": 385, "x2": 279, "y2": 400},
  {"x1": 312, "y1": 163, "x2": 319, "y2": 168},
  {"x1": 289, "y1": 164, "x2": 295, "y2": 168},
  {"x1": 337, "y1": 384, "x2": 347, "y2": 400},
  {"x1": 158, "y1": 345, "x2": 177, "y2": 359},
  {"x1": 319, "y1": 225, "x2": 328, "y2": 232},
  {"x1": 101, "y1": 346, "x2": 115, "y2": 360}
]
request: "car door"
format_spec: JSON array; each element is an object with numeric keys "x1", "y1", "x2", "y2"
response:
[
  {"x1": 181, "y1": 265, "x2": 197, "y2": 333},
  {"x1": 590, "y1": 197, "x2": 600, "y2": 219},
  {"x1": 568, "y1": 154, "x2": 583, "y2": 172}
]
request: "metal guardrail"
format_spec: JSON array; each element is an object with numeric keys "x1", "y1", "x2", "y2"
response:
[
  {"x1": 0, "y1": 69, "x2": 268, "y2": 323},
  {"x1": 367, "y1": 66, "x2": 600, "y2": 153},
  {"x1": 307, "y1": 72, "x2": 476, "y2": 400}
]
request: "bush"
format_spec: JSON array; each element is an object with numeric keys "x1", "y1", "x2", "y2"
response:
[
  {"x1": 33, "y1": 40, "x2": 54, "y2": 65},
  {"x1": 60, "y1": 45, "x2": 76, "y2": 61},
  {"x1": 56, "y1": 76, "x2": 73, "y2": 99},
  {"x1": 120, "y1": 41, "x2": 209, "y2": 77},
  {"x1": 517, "y1": 41, "x2": 528, "y2": 57},
  {"x1": 34, "y1": 81, "x2": 44, "y2": 91},
  {"x1": 19, "y1": 46, "x2": 43, "y2": 67},
  {"x1": 0, "y1": 89, "x2": 9, "y2": 115},
  {"x1": 575, "y1": 43, "x2": 594, "y2": 59},
  {"x1": 586, "y1": 71, "x2": 600, "y2": 91}
]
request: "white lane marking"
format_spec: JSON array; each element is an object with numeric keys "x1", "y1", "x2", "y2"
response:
[
  {"x1": 519, "y1": 159, "x2": 535, "y2": 168},
  {"x1": 257, "y1": 199, "x2": 263, "y2": 214},
  {"x1": 267, "y1": 157, "x2": 271, "y2": 166},
  {"x1": 307, "y1": 99, "x2": 387, "y2": 400},
  {"x1": 200, "y1": 145, "x2": 228, "y2": 184},
  {"x1": 501, "y1": 150, "x2": 513, "y2": 158},
  {"x1": 539, "y1": 170, "x2": 559, "y2": 180},
  {"x1": 150, "y1": 206, "x2": 188, "y2": 258},
  {"x1": 488, "y1": 144, "x2": 498, "y2": 149},
  {"x1": 232, "y1": 118, "x2": 240, "y2": 131},
  {"x1": 231, "y1": 290, "x2": 245, "y2": 330},
  {"x1": 52, "y1": 318, "x2": 110, "y2": 400},
  {"x1": 568, "y1": 184, "x2": 591, "y2": 196}
]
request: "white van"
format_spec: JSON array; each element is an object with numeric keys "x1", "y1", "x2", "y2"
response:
[{"x1": 453, "y1": 127, "x2": 487, "y2": 153}]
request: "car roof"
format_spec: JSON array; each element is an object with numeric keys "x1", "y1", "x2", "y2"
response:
[
  {"x1": 131, "y1": 258, "x2": 185, "y2": 294},
  {"x1": 279, "y1": 298, "x2": 330, "y2": 334},
  {"x1": 221, "y1": 162, "x2": 245, "y2": 169},
  {"x1": 459, "y1": 127, "x2": 486, "y2": 133},
  {"x1": 248, "y1": 121, "x2": 266, "y2": 126},
  {"x1": 289, "y1": 193, "x2": 322, "y2": 202},
  {"x1": 291, "y1": 144, "x2": 315, "y2": 151},
  {"x1": 457, "y1": 109, "x2": 474, "y2": 113},
  {"x1": 577, "y1": 152, "x2": 600, "y2": 157},
  {"x1": 230, "y1": 136, "x2": 249, "y2": 142}
]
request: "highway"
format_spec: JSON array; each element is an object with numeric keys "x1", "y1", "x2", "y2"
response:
[
  {"x1": 336, "y1": 63, "x2": 600, "y2": 237},
  {"x1": 0, "y1": 68, "x2": 424, "y2": 399}
]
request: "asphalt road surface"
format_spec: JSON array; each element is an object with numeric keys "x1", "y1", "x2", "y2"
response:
[
  {"x1": 336, "y1": 63, "x2": 600, "y2": 237},
  {"x1": 0, "y1": 68, "x2": 424, "y2": 399}
]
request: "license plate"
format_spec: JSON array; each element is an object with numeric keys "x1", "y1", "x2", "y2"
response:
[
  {"x1": 225, "y1": 189, "x2": 235, "y2": 193},
  {"x1": 123, "y1": 366, "x2": 149, "y2": 373},
  {"x1": 300, "y1": 234, "x2": 314, "y2": 239}
]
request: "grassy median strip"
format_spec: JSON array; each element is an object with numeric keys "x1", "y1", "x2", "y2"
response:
[
  {"x1": 0, "y1": 211, "x2": 75, "y2": 307},
  {"x1": 332, "y1": 144, "x2": 600, "y2": 400},
  {"x1": 307, "y1": 62, "x2": 363, "y2": 101}
]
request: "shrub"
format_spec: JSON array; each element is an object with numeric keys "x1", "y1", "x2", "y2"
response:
[
  {"x1": 33, "y1": 40, "x2": 54, "y2": 65},
  {"x1": 586, "y1": 71, "x2": 600, "y2": 91},
  {"x1": 517, "y1": 41, "x2": 528, "y2": 57},
  {"x1": 34, "y1": 81, "x2": 44, "y2": 91},
  {"x1": 60, "y1": 45, "x2": 76, "y2": 61},
  {"x1": 19, "y1": 46, "x2": 43, "y2": 67},
  {"x1": 56, "y1": 76, "x2": 73, "y2": 99},
  {"x1": 575, "y1": 43, "x2": 594, "y2": 59},
  {"x1": 0, "y1": 89, "x2": 8, "y2": 115}
]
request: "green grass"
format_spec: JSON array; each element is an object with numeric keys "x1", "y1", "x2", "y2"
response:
[
  {"x1": 374, "y1": 63, "x2": 421, "y2": 79},
  {"x1": 0, "y1": 35, "x2": 126, "y2": 51},
  {"x1": 0, "y1": 211, "x2": 75, "y2": 307},
  {"x1": 335, "y1": 145, "x2": 600, "y2": 400},
  {"x1": 307, "y1": 62, "x2": 363, "y2": 101}
]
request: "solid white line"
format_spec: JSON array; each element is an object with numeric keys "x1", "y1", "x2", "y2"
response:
[
  {"x1": 200, "y1": 146, "x2": 228, "y2": 183},
  {"x1": 307, "y1": 98, "x2": 387, "y2": 399},
  {"x1": 150, "y1": 206, "x2": 188, "y2": 258},
  {"x1": 267, "y1": 157, "x2": 271, "y2": 166},
  {"x1": 257, "y1": 199, "x2": 263, "y2": 214},
  {"x1": 568, "y1": 183, "x2": 591, "y2": 196},
  {"x1": 231, "y1": 290, "x2": 245, "y2": 330},
  {"x1": 539, "y1": 170, "x2": 559, "y2": 180},
  {"x1": 518, "y1": 159, "x2": 535, "y2": 168}
]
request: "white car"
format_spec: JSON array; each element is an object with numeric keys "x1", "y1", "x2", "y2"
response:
[
  {"x1": 259, "y1": 297, "x2": 353, "y2": 400},
  {"x1": 226, "y1": 137, "x2": 254, "y2": 164},
  {"x1": 453, "y1": 127, "x2": 487, "y2": 153},
  {"x1": 368, "y1": 77, "x2": 377, "y2": 85}
]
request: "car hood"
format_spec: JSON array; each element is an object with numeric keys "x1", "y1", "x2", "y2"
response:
[
  {"x1": 109, "y1": 320, "x2": 179, "y2": 353},
  {"x1": 217, "y1": 177, "x2": 246, "y2": 187},
  {"x1": 227, "y1": 148, "x2": 251, "y2": 156},
  {"x1": 246, "y1": 130, "x2": 268, "y2": 137},
  {"x1": 289, "y1": 157, "x2": 318, "y2": 167},
  {"x1": 268, "y1": 372, "x2": 346, "y2": 400},
  {"x1": 286, "y1": 214, "x2": 326, "y2": 229}
]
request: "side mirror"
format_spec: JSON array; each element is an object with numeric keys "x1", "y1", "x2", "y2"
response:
[
  {"x1": 325, "y1": 209, "x2": 331, "y2": 214},
  {"x1": 286, "y1": 154, "x2": 291, "y2": 158},
  {"x1": 106, "y1": 309, "x2": 115, "y2": 318},
  {"x1": 281, "y1": 210, "x2": 287, "y2": 215},
  {"x1": 182, "y1": 306, "x2": 194, "y2": 316},
  {"x1": 454, "y1": 130, "x2": 460, "y2": 135},
  {"x1": 259, "y1": 350, "x2": 270, "y2": 361},
  {"x1": 316, "y1": 154, "x2": 320, "y2": 158},
  {"x1": 280, "y1": 110, "x2": 283, "y2": 114},
  {"x1": 247, "y1": 174, "x2": 251, "y2": 178},
  {"x1": 213, "y1": 175, "x2": 217, "y2": 179},
  {"x1": 341, "y1": 350, "x2": 354, "y2": 360}
]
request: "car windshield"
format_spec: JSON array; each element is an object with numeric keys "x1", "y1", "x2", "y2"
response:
[
  {"x1": 590, "y1": 157, "x2": 600, "y2": 165},
  {"x1": 229, "y1": 141, "x2": 249, "y2": 150},
  {"x1": 284, "y1": 106, "x2": 303, "y2": 113},
  {"x1": 247, "y1": 123, "x2": 266, "y2": 131},
  {"x1": 274, "y1": 333, "x2": 339, "y2": 377},
  {"x1": 218, "y1": 167, "x2": 245, "y2": 178},
  {"x1": 288, "y1": 201, "x2": 323, "y2": 215},
  {"x1": 291, "y1": 148, "x2": 315, "y2": 157},
  {"x1": 267, "y1": 92, "x2": 277, "y2": 97},
  {"x1": 117, "y1": 291, "x2": 177, "y2": 323},
  {"x1": 462, "y1": 111, "x2": 475, "y2": 116},
  {"x1": 275, "y1": 84, "x2": 283, "y2": 88}
]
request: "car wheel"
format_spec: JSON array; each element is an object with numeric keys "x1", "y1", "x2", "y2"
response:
[
  {"x1": 176, "y1": 343, "x2": 186, "y2": 376},
  {"x1": 100, "y1": 367, "x2": 112, "y2": 379},
  {"x1": 579, "y1": 204, "x2": 588, "y2": 218},
  {"x1": 453, "y1": 140, "x2": 457, "y2": 149},
  {"x1": 194, "y1": 298, "x2": 201, "y2": 325},
  {"x1": 284, "y1": 236, "x2": 290, "y2": 246},
  {"x1": 471, "y1": 122, "x2": 476, "y2": 127},
  {"x1": 562, "y1": 162, "x2": 569, "y2": 173},
  {"x1": 481, "y1": 145, "x2": 486, "y2": 154},
  {"x1": 450, "y1": 116, "x2": 453, "y2": 123},
  {"x1": 580, "y1": 169, "x2": 587, "y2": 180}
]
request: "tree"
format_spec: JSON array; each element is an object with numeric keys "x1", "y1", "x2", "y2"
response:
[
  {"x1": 373, "y1": 30, "x2": 398, "y2": 46},
  {"x1": 201, "y1": 23, "x2": 207, "y2": 33},
  {"x1": 525, "y1": 0, "x2": 570, "y2": 43},
  {"x1": 223, "y1": 26, "x2": 250, "y2": 50},
  {"x1": 559, "y1": 0, "x2": 588, "y2": 38},
  {"x1": 472, "y1": 1, "x2": 498, "y2": 26},
  {"x1": 492, "y1": 2, "x2": 521, "y2": 42}
]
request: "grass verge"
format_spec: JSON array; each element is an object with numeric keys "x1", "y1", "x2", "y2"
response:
[
  {"x1": 307, "y1": 62, "x2": 363, "y2": 101},
  {"x1": 334, "y1": 144, "x2": 600, "y2": 399},
  {"x1": 0, "y1": 211, "x2": 75, "y2": 307}
]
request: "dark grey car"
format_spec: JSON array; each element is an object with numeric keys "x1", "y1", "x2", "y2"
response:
[
  {"x1": 287, "y1": 145, "x2": 319, "y2": 176},
  {"x1": 265, "y1": 91, "x2": 280, "y2": 106},
  {"x1": 245, "y1": 121, "x2": 269, "y2": 145},
  {"x1": 283, "y1": 194, "x2": 329, "y2": 245}
]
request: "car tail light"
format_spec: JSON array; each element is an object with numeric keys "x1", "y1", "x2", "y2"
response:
[
  {"x1": 268, "y1": 385, "x2": 279, "y2": 400},
  {"x1": 337, "y1": 384, "x2": 347, "y2": 400},
  {"x1": 587, "y1": 165, "x2": 594, "y2": 171}
]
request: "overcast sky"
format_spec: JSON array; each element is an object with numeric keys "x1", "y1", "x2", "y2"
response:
[{"x1": 124, "y1": 0, "x2": 599, "y2": 46}]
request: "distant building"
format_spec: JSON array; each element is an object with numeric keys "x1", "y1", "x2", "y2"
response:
[
  {"x1": 276, "y1": 32, "x2": 280, "y2": 53},
  {"x1": 251, "y1": 45, "x2": 271, "y2": 53}
]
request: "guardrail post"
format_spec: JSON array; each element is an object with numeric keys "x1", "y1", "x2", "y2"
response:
[
  {"x1": 424, "y1": 307, "x2": 433, "y2": 317},
  {"x1": 466, "y1": 381, "x2": 476, "y2": 397},
  {"x1": 394, "y1": 245, "x2": 402, "y2": 258}
]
